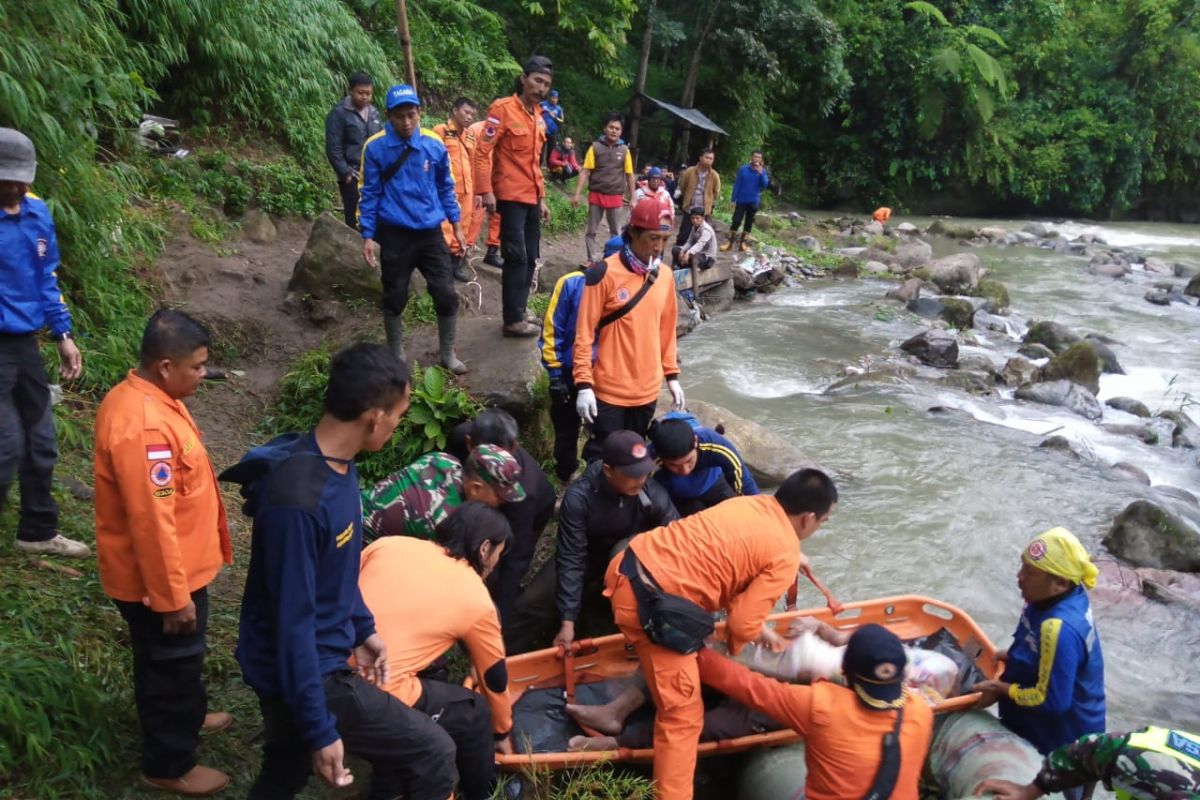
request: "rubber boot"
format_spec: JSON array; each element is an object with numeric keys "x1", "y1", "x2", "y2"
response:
[
  {"x1": 737, "y1": 232, "x2": 750, "y2": 252},
  {"x1": 437, "y1": 315, "x2": 468, "y2": 375},
  {"x1": 451, "y1": 254, "x2": 470, "y2": 282},
  {"x1": 719, "y1": 232, "x2": 735, "y2": 252},
  {"x1": 383, "y1": 313, "x2": 406, "y2": 362},
  {"x1": 483, "y1": 245, "x2": 502, "y2": 268}
]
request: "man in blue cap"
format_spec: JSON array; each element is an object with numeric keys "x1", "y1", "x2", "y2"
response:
[
  {"x1": 358, "y1": 85, "x2": 468, "y2": 374},
  {"x1": 634, "y1": 166, "x2": 675, "y2": 228},
  {"x1": 540, "y1": 89, "x2": 564, "y2": 166}
]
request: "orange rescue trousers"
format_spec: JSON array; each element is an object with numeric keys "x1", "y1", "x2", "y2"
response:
[{"x1": 604, "y1": 555, "x2": 703, "y2": 800}]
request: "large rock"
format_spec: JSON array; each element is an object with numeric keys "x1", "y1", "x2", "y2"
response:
[
  {"x1": 793, "y1": 236, "x2": 822, "y2": 253},
  {"x1": 1039, "y1": 341, "x2": 1101, "y2": 395},
  {"x1": 907, "y1": 297, "x2": 945, "y2": 319},
  {"x1": 939, "y1": 297, "x2": 977, "y2": 329},
  {"x1": 895, "y1": 222, "x2": 920, "y2": 234},
  {"x1": 1106, "y1": 396, "x2": 1151, "y2": 418},
  {"x1": 290, "y1": 212, "x2": 381, "y2": 302},
  {"x1": 675, "y1": 293, "x2": 699, "y2": 339},
  {"x1": 1088, "y1": 263, "x2": 1130, "y2": 279},
  {"x1": 538, "y1": 257, "x2": 584, "y2": 291},
  {"x1": 1001, "y1": 356, "x2": 1040, "y2": 387},
  {"x1": 927, "y1": 219, "x2": 978, "y2": 239},
  {"x1": 978, "y1": 226, "x2": 1009, "y2": 241},
  {"x1": 731, "y1": 265, "x2": 755, "y2": 292},
  {"x1": 862, "y1": 260, "x2": 890, "y2": 275},
  {"x1": 1185, "y1": 273, "x2": 1200, "y2": 298},
  {"x1": 1022, "y1": 222, "x2": 1053, "y2": 237},
  {"x1": 1161, "y1": 411, "x2": 1200, "y2": 450},
  {"x1": 242, "y1": 209, "x2": 277, "y2": 244},
  {"x1": 686, "y1": 399, "x2": 818, "y2": 486},
  {"x1": 1143, "y1": 257, "x2": 1175, "y2": 276},
  {"x1": 1103, "y1": 500, "x2": 1200, "y2": 572},
  {"x1": 699, "y1": 278, "x2": 735, "y2": 314},
  {"x1": 1111, "y1": 462, "x2": 1151, "y2": 485},
  {"x1": 1083, "y1": 335, "x2": 1125, "y2": 374},
  {"x1": 1015, "y1": 380, "x2": 1103, "y2": 420},
  {"x1": 886, "y1": 277, "x2": 923, "y2": 302},
  {"x1": 1023, "y1": 320, "x2": 1080, "y2": 354},
  {"x1": 892, "y1": 239, "x2": 933, "y2": 270},
  {"x1": 1145, "y1": 290, "x2": 1172, "y2": 306},
  {"x1": 927, "y1": 253, "x2": 983, "y2": 294},
  {"x1": 1018, "y1": 342, "x2": 1055, "y2": 360},
  {"x1": 900, "y1": 329, "x2": 959, "y2": 368}
]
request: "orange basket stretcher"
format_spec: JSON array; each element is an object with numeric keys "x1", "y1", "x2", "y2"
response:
[{"x1": 473, "y1": 594, "x2": 1000, "y2": 770}]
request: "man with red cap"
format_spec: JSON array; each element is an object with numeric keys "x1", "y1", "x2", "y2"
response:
[{"x1": 573, "y1": 197, "x2": 683, "y2": 462}]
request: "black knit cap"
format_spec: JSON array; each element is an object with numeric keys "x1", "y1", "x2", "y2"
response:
[{"x1": 523, "y1": 55, "x2": 553, "y2": 76}]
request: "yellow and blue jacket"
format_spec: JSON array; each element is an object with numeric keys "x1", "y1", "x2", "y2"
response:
[
  {"x1": 357, "y1": 123, "x2": 459, "y2": 239},
  {"x1": 539, "y1": 266, "x2": 589, "y2": 386}
]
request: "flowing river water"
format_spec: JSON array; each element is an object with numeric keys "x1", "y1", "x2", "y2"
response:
[{"x1": 678, "y1": 217, "x2": 1200, "y2": 734}]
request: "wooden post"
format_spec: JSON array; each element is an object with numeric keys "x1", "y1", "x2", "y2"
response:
[{"x1": 394, "y1": 0, "x2": 417, "y2": 89}]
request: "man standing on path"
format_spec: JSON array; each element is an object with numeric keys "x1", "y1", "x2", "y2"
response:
[
  {"x1": 573, "y1": 198, "x2": 684, "y2": 461},
  {"x1": 572, "y1": 113, "x2": 636, "y2": 262},
  {"x1": 324, "y1": 72, "x2": 384, "y2": 229},
  {"x1": 723, "y1": 150, "x2": 769, "y2": 252},
  {"x1": 539, "y1": 263, "x2": 587, "y2": 482},
  {"x1": 673, "y1": 150, "x2": 721, "y2": 254},
  {"x1": 465, "y1": 118, "x2": 503, "y2": 268},
  {"x1": 0, "y1": 128, "x2": 89, "y2": 559},
  {"x1": 539, "y1": 89, "x2": 564, "y2": 166},
  {"x1": 94, "y1": 309, "x2": 234, "y2": 797},
  {"x1": 473, "y1": 56, "x2": 554, "y2": 338},
  {"x1": 359, "y1": 84, "x2": 468, "y2": 374},
  {"x1": 433, "y1": 97, "x2": 479, "y2": 283}
]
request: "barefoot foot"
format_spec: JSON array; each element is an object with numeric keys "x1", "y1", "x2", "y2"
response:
[
  {"x1": 565, "y1": 702, "x2": 626, "y2": 736},
  {"x1": 568, "y1": 735, "x2": 619, "y2": 752}
]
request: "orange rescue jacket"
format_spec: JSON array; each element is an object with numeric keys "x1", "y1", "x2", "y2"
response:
[
  {"x1": 433, "y1": 119, "x2": 476, "y2": 200},
  {"x1": 94, "y1": 371, "x2": 232, "y2": 611},
  {"x1": 472, "y1": 95, "x2": 546, "y2": 204}
]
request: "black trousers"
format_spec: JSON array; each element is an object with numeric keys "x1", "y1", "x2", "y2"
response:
[
  {"x1": 376, "y1": 224, "x2": 459, "y2": 318},
  {"x1": 496, "y1": 199, "x2": 540, "y2": 324},
  {"x1": 617, "y1": 698, "x2": 781, "y2": 749},
  {"x1": 114, "y1": 587, "x2": 209, "y2": 779},
  {"x1": 503, "y1": 558, "x2": 616, "y2": 655},
  {"x1": 549, "y1": 384, "x2": 582, "y2": 482},
  {"x1": 729, "y1": 202, "x2": 759, "y2": 234},
  {"x1": 337, "y1": 178, "x2": 360, "y2": 229},
  {"x1": 670, "y1": 246, "x2": 715, "y2": 272},
  {"x1": 0, "y1": 333, "x2": 58, "y2": 541},
  {"x1": 673, "y1": 476, "x2": 738, "y2": 517},
  {"x1": 489, "y1": 506, "x2": 551, "y2": 631},
  {"x1": 581, "y1": 398, "x2": 657, "y2": 463},
  {"x1": 249, "y1": 671, "x2": 494, "y2": 800}
]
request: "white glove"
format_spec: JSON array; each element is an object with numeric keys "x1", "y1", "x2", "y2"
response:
[
  {"x1": 667, "y1": 379, "x2": 685, "y2": 410},
  {"x1": 576, "y1": 388, "x2": 597, "y2": 423}
]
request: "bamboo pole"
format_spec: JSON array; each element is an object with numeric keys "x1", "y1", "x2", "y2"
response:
[{"x1": 394, "y1": 0, "x2": 417, "y2": 89}]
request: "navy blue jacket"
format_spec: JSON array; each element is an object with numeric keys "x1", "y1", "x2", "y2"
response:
[
  {"x1": 224, "y1": 432, "x2": 376, "y2": 750},
  {"x1": 358, "y1": 124, "x2": 459, "y2": 239},
  {"x1": 652, "y1": 424, "x2": 760, "y2": 501},
  {"x1": 539, "y1": 267, "x2": 588, "y2": 386},
  {"x1": 731, "y1": 163, "x2": 770, "y2": 206},
  {"x1": 0, "y1": 193, "x2": 73, "y2": 336},
  {"x1": 324, "y1": 97, "x2": 385, "y2": 180}
]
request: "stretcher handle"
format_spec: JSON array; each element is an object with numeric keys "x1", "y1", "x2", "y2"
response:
[
  {"x1": 556, "y1": 642, "x2": 605, "y2": 737},
  {"x1": 795, "y1": 565, "x2": 844, "y2": 615}
]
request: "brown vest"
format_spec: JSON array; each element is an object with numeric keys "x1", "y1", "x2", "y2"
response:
[{"x1": 589, "y1": 139, "x2": 629, "y2": 196}]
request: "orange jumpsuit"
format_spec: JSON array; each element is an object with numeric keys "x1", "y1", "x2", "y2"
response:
[
  {"x1": 433, "y1": 119, "x2": 477, "y2": 257},
  {"x1": 603, "y1": 495, "x2": 800, "y2": 800},
  {"x1": 572, "y1": 252, "x2": 679, "y2": 407},
  {"x1": 466, "y1": 120, "x2": 500, "y2": 249},
  {"x1": 472, "y1": 95, "x2": 546, "y2": 206},
  {"x1": 94, "y1": 371, "x2": 232, "y2": 610},
  {"x1": 872, "y1": 206, "x2": 892, "y2": 223}
]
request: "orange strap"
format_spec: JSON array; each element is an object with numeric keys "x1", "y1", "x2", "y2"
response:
[
  {"x1": 558, "y1": 640, "x2": 604, "y2": 737},
  {"x1": 799, "y1": 565, "x2": 844, "y2": 614}
]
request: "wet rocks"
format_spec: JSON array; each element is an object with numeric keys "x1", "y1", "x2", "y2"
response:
[
  {"x1": 1111, "y1": 462, "x2": 1151, "y2": 485},
  {"x1": 1001, "y1": 356, "x2": 1040, "y2": 387},
  {"x1": 1022, "y1": 222, "x2": 1053, "y2": 237},
  {"x1": 1039, "y1": 435, "x2": 1081, "y2": 457},
  {"x1": 942, "y1": 369, "x2": 994, "y2": 394},
  {"x1": 900, "y1": 329, "x2": 959, "y2": 368},
  {"x1": 892, "y1": 239, "x2": 933, "y2": 270},
  {"x1": 927, "y1": 219, "x2": 979, "y2": 239},
  {"x1": 1088, "y1": 263, "x2": 1129, "y2": 279},
  {"x1": 242, "y1": 209, "x2": 277, "y2": 244},
  {"x1": 793, "y1": 236, "x2": 822, "y2": 253},
  {"x1": 1160, "y1": 411, "x2": 1200, "y2": 450},
  {"x1": 1083, "y1": 336, "x2": 1125, "y2": 374},
  {"x1": 1103, "y1": 500, "x2": 1200, "y2": 572},
  {"x1": 970, "y1": 278, "x2": 1010, "y2": 310},
  {"x1": 862, "y1": 260, "x2": 890, "y2": 275},
  {"x1": 939, "y1": 297, "x2": 977, "y2": 329},
  {"x1": 927, "y1": 253, "x2": 983, "y2": 294},
  {"x1": 1022, "y1": 320, "x2": 1080, "y2": 354},
  {"x1": 1142, "y1": 257, "x2": 1175, "y2": 276},
  {"x1": 1018, "y1": 342, "x2": 1055, "y2": 360},
  {"x1": 1101, "y1": 423, "x2": 1158, "y2": 444},
  {"x1": 686, "y1": 399, "x2": 818, "y2": 485},
  {"x1": 290, "y1": 212, "x2": 381, "y2": 303},
  {"x1": 896, "y1": 221, "x2": 920, "y2": 234},
  {"x1": 978, "y1": 226, "x2": 1009, "y2": 241},
  {"x1": 1106, "y1": 396, "x2": 1151, "y2": 417},
  {"x1": 1145, "y1": 290, "x2": 1172, "y2": 306},
  {"x1": 1015, "y1": 380, "x2": 1103, "y2": 420},
  {"x1": 1185, "y1": 274, "x2": 1200, "y2": 297},
  {"x1": 887, "y1": 277, "x2": 923, "y2": 302},
  {"x1": 1039, "y1": 341, "x2": 1101, "y2": 394}
]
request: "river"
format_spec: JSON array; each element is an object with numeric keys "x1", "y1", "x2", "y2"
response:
[{"x1": 679, "y1": 216, "x2": 1200, "y2": 735}]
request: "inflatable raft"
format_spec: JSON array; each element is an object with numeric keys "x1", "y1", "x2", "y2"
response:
[{"x1": 476, "y1": 595, "x2": 1000, "y2": 770}]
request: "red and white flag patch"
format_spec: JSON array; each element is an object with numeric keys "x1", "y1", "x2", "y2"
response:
[{"x1": 146, "y1": 444, "x2": 173, "y2": 461}]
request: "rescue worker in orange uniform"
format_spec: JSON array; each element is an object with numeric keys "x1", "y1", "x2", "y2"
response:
[
  {"x1": 359, "y1": 502, "x2": 514, "y2": 800},
  {"x1": 603, "y1": 468, "x2": 838, "y2": 800},
  {"x1": 464, "y1": 120, "x2": 502, "y2": 266},
  {"x1": 433, "y1": 97, "x2": 479, "y2": 283},
  {"x1": 473, "y1": 56, "x2": 553, "y2": 337},
  {"x1": 573, "y1": 197, "x2": 683, "y2": 461},
  {"x1": 94, "y1": 309, "x2": 234, "y2": 797},
  {"x1": 872, "y1": 206, "x2": 892, "y2": 224}
]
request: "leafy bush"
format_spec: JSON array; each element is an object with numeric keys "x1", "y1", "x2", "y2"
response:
[{"x1": 543, "y1": 190, "x2": 589, "y2": 237}]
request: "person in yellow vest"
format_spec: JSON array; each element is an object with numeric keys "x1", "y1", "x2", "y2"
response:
[
  {"x1": 433, "y1": 98, "x2": 480, "y2": 283},
  {"x1": 977, "y1": 727, "x2": 1199, "y2": 800}
]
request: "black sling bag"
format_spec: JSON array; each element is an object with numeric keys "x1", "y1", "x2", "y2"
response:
[
  {"x1": 380, "y1": 144, "x2": 418, "y2": 186},
  {"x1": 861, "y1": 703, "x2": 905, "y2": 800},
  {"x1": 620, "y1": 548, "x2": 713, "y2": 655}
]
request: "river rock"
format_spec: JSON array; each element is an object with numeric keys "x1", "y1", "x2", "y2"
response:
[
  {"x1": 538, "y1": 257, "x2": 583, "y2": 291},
  {"x1": 1039, "y1": 435, "x2": 1081, "y2": 457},
  {"x1": 1185, "y1": 274, "x2": 1200, "y2": 297},
  {"x1": 907, "y1": 297, "x2": 945, "y2": 319},
  {"x1": 1102, "y1": 423, "x2": 1158, "y2": 444},
  {"x1": 699, "y1": 277, "x2": 735, "y2": 314},
  {"x1": 1106, "y1": 396, "x2": 1151, "y2": 417},
  {"x1": 1143, "y1": 257, "x2": 1175, "y2": 275},
  {"x1": 927, "y1": 253, "x2": 983, "y2": 293},
  {"x1": 927, "y1": 219, "x2": 978, "y2": 239},
  {"x1": 1088, "y1": 263, "x2": 1129, "y2": 279},
  {"x1": 686, "y1": 399, "x2": 818, "y2": 485},
  {"x1": 900, "y1": 329, "x2": 959, "y2": 368},
  {"x1": 1161, "y1": 411, "x2": 1200, "y2": 449},
  {"x1": 970, "y1": 278, "x2": 1010, "y2": 309},
  {"x1": 1104, "y1": 500, "x2": 1200, "y2": 572},
  {"x1": 1016, "y1": 380, "x2": 1103, "y2": 420},
  {"x1": 973, "y1": 309, "x2": 1015, "y2": 336},
  {"x1": 1145, "y1": 290, "x2": 1172, "y2": 306},
  {"x1": 1111, "y1": 462, "x2": 1152, "y2": 485},
  {"x1": 242, "y1": 208, "x2": 277, "y2": 244},
  {"x1": 862, "y1": 260, "x2": 890, "y2": 275},
  {"x1": 1039, "y1": 341, "x2": 1101, "y2": 394},
  {"x1": 1018, "y1": 342, "x2": 1055, "y2": 360},
  {"x1": 676, "y1": 293, "x2": 699, "y2": 339},
  {"x1": 289, "y1": 212, "x2": 381, "y2": 303},
  {"x1": 863, "y1": 220, "x2": 884, "y2": 236},
  {"x1": 977, "y1": 226, "x2": 1008, "y2": 241},
  {"x1": 1023, "y1": 320, "x2": 1080, "y2": 354},
  {"x1": 793, "y1": 235, "x2": 822, "y2": 253},
  {"x1": 1022, "y1": 222, "x2": 1053, "y2": 237},
  {"x1": 1156, "y1": 486, "x2": 1199, "y2": 507},
  {"x1": 832, "y1": 259, "x2": 860, "y2": 278},
  {"x1": 887, "y1": 277, "x2": 923, "y2": 302},
  {"x1": 893, "y1": 239, "x2": 933, "y2": 270},
  {"x1": 731, "y1": 264, "x2": 755, "y2": 291},
  {"x1": 1001, "y1": 356, "x2": 1040, "y2": 387},
  {"x1": 942, "y1": 370, "x2": 993, "y2": 394},
  {"x1": 896, "y1": 222, "x2": 919, "y2": 234},
  {"x1": 1083, "y1": 336, "x2": 1125, "y2": 374},
  {"x1": 939, "y1": 297, "x2": 976, "y2": 329}
]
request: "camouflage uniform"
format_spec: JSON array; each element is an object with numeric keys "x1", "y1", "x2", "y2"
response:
[
  {"x1": 1033, "y1": 727, "x2": 1200, "y2": 799},
  {"x1": 361, "y1": 444, "x2": 525, "y2": 541}
]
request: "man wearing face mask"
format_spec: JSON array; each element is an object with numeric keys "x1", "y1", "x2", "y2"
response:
[
  {"x1": 573, "y1": 198, "x2": 684, "y2": 463},
  {"x1": 504, "y1": 430, "x2": 678, "y2": 653}
]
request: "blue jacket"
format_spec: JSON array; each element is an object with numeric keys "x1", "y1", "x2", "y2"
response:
[
  {"x1": 358, "y1": 124, "x2": 459, "y2": 239},
  {"x1": 650, "y1": 413, "x2": 760, "y2": 501},
  {"x1": 0, "y1": 193, "x2": 73, "y2": 336},
  {"x1": 223, "y1": 432, "x2": 376, "y2": 750},
  {"x1": 540, "y1": 100, "x2": 563, "y2": 136},
  {"x1": 999, "y1": 584, "x2": 1106, "y2": 754},
  {"x1": 603, "y1": 233, "x2": 624, "y2": 259},
  {"x1": 731, "y1": 163, "x2": 770, "y2": 206},
  {"x1": 540, "y1": 267, "x2": 589, "y2": 386}
]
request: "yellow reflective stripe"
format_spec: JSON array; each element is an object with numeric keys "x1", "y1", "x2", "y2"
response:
[
  {"x1": 356, "y1": 130, "x2": 388, "y2": 227},
  {"x1": 422, "y1": 126, "x2": 443, "y2": 143},
  {"x1": 1008, "y1": 617, "x2": 1062, "y2": 707},
  {"x1": 1128, "y1": 727, "x2": 1200, "y2": 768},
  {"x1": 697, "y1": 442, "x2": 744, "y2": 493},
  {"x1": 540, "y1": 272, "x2": 575, "y2": 369}
]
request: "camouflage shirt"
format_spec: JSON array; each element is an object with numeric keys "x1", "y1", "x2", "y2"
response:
[
  {"x1": 361, "y1": 452, "x2": 464, "y2": 542},
  {"x1": 1034, "y1": 728, "x2": 1200, "y2": 798}
]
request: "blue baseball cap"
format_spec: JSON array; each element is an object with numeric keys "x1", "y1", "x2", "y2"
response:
[
  {"x1": 550, "y1": 89, "x2": 559, "y2": 98},
  {"x1": 647, "y1": 166, "x2": 663, "y2": 178},
  {"x1": 385, "y1": 84, "x2": 421, "y2": 110}
]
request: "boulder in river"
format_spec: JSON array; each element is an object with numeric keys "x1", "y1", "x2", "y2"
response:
[
  {"x1": 1039, "y1": 435, "x2": 1081, "y2": 458},
  {"x1": 1039, "y1": 341, "x2": 1101, "y2": 395},
  {"x1": 1022, "y1": 222, "x2": 1053, "y2": 237},
  {"x1": 907, "y1": 297, "x2": 945, "y2": 319},
  {"x1": 927, "y1": 253, "x2": 983, "y2": 294},
  {"x1": 1185, "y1": 273, "x2": 1200, "y2": 298},
  {"x1": 970, "y1": 278, "x2": 1010, "y2": 309},
  {"x1": 1017, "y1": 342, "x2": 1055, "y2": 360},
  {"x1": 1015, "y1": 379, "x2": 1103, "y2": 420},
  {"x1": 832, "y1": 258, "x2": 860, "y2": 278},
  {"x1": 793, "y1": 235, "x2": 822, "y2": 253},
  {"x1": 1088, "y1": 263, "x2": 1129, "y2": 279},
  {"x1": 942, "y1": 370, "x2": 993, "y2": 394},
  {"x1": 900, "y1": 329, "x2": 959, "y2": 368},
  {"x1": 1145, "y1": 290, "x2": 1172, "y2": 306},
  {"x1": 939, "y1": 297, "x2": 977, "y2": 329},
  {"x1": 1106, "y1": 396, "x2": 1151, "y2": 418},
  {"x1": 1023, "y1": 320, "x2": 1080, "y2": 354},
  {"x1": 1001, "y1": 356, "x2": 1040, "y2": 387},
  {"x1": 1083, "y1": 335, "x2": 1125, "y2": 374},
  {"x1": 290, "y1": 212, "x2": 381, "y2": 303},
  {"x1": 887, "y1": 277, "x2": 923, "y2": 302},
  {"x1": 1101, "y1": 423, "x2": 1158, "y2": 445},
  {"x1": 1159, "y1": 410, "x2": 1200, "y2": 450},
  {"x1": 978, "y1": 226, "x2": 1008, "y2": 241},
  {"x1": 686, "y1": 399, "x2": 818, "y2": 485},
  {"x1": 1103, "y1": 500, "x2": 1200, "y2": 572},
  {"x1": 1143, "y1": 257, "x2": 1175, "y2": 276},
  {"x1": 927, "y1": 219, "x2": 979, "y2": 239},
  {"x1": 892, "y1": 239, "x2": 933, "y2": 270},
  {"x1": 862, "y1": 260, "x2": 890, "y2": 275},
  {"x1": 1111, "y1": 462, "x2": 1151, "y2": 485},
  {"x1": 895, "y1": 222, "x2": 919, "y2": 234}
]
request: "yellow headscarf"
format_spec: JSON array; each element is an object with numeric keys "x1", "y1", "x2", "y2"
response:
[{"x1": 1023, "y1": 527, "x2": 1098, "y2": 589}]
